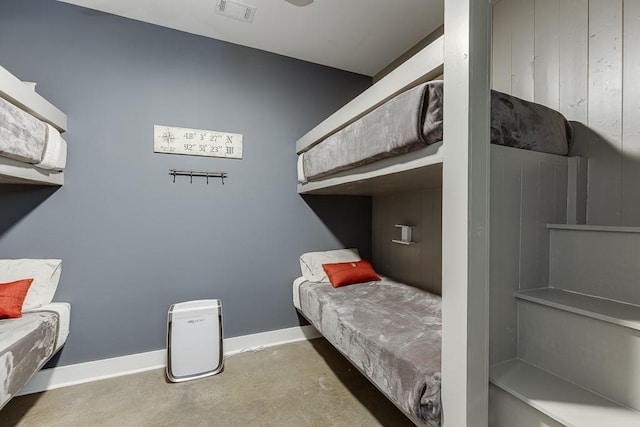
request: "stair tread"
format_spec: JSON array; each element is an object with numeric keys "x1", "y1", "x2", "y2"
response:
[
  {"x1": 547, "y1": 224, "x2": 640, "y2": 233},
  {"x1": 516, "y1": 288, "x2": 640, "y2": 331},
  {"x1": 490, "y1": 359, "x2": 640, "y2": 427}
]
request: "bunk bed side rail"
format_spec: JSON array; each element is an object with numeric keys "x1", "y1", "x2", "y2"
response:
[
  {"x1": 296, "y1": 35, "x2": 444, "y2": 155},
  {"x1": 0, "y1": 65, "x2": 67, "y2": 132}
]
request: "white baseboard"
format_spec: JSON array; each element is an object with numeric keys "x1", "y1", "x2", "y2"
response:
[{"x1": 18, "y1": 325, "x2": 321, "y2": 396}]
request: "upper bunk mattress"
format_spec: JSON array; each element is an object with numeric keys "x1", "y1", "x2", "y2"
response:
[
  {"x1": 0, "y1": 308, "x2": 62, "y2": 409},
  {"x1": 0, "y1": 96, "x2": 47, "y2": 164},
  {"x1": 301, "y1": 81, "x2": 443, "y2": 182},
  {"x1": 0, "y1": 96, "x2": 66, "y2": 171},
  {"x1": 298, "y1": 81, "x2": 573, "y2": 183},
  {"x1": 296, "y1": 277, "x2": 442, "y2": 426}
]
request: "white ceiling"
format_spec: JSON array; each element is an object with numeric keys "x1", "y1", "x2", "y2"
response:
[{"x1": 57, "y1": 0, "x2": 444, "y2": 77}]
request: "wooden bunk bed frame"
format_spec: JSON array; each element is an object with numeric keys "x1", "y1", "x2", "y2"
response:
[
  {"x1": 295, "y1": 5, "x2": 588, "y2": 423},
  {"x1": 296, "y1": 36, "x2": 444, "y2": 196},
  {"x1": 0, "y1": 65, "x2": 67, "y2": 186}
]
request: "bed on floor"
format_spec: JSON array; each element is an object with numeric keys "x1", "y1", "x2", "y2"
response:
[{"x1": 0, "y1": 65, "x2": 67, "y2": 185}]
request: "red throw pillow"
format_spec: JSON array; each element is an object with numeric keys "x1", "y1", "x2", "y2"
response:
[
  {"x1": 322, "y1": 260, "x2": 380, "y2": 288},
  {"x1": 0, "y1": 278, "x2": 34, "y2": 319}
]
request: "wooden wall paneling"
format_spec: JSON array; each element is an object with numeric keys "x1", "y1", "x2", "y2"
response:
[
  {"x1": 622, "y1": 1, "x2": 640, "y2": 226},
  {"x1": 509, "y1": 0, "x2": 534, "y2": 100},
  {"x1": 518, "y1": 159, "x2": 542, "y2": 290},
  {"x1": 489, "y1": 147, "x2": 523, "y2": 365},
  {"x1": 371, "y1": 190, "x2": 442, "y2": 294},
  {"x1": 489, "y1": 385, "x2": 565, "y2": 427},
  {"x1": 533, "y1": 0, "x2": 560, "y2": 110},
  {"x1": 394, "y1": 192, "x2": 423, "y2": 287},
  {"x1": 566, "y1": 156, "x2": 588, "y2": 224},
  {"x1": 518, "y1": 153, "x2": 569, "y2": 290},
  {"x1": 492, "y1": 0, "x2": 512, "y2": 93},
  {"x1": 372, "y1": 197, "x2": 386, "y2": 272},
  {"x1": 587, "y1": 0, "x2": 623, "y2": 225},
  {"x1": 554, "y1": 161, "x2": 569, "y2": 224},
  {"x1": 536, "y1": 160, "x2": 558, "y2": 286},
  {"x1": 373, "y1": 194, "x2": 394, "y2": 277},
  {"x1": 558, "y1": 0, "x2": 588, "y2": 123},
  {"x1": 442, "y1": 0, "x2": 491, "y2": 421},
  {"x1": 421, "y1": 189, "x2": 442, "y2": 295}
]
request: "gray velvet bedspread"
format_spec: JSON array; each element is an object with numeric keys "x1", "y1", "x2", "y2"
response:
[
  {"x1": 302, "y1": 81, "x2": 443, "y2": 181},
  {"x1": 300, "y1": 82, "x2": 573, "y2": 182},
  {"x1": 0, "y1": 310, "x2": 59, "y2": 410},
  {"x1": 491, "y1": 90, "x2": 573, "y2": 155},
  {"x1": 298, "y1": 277, "x2": 442, "y2": 425},
  {"x1": 0, "y1": 96, "x2": 47, "y2": 164}
]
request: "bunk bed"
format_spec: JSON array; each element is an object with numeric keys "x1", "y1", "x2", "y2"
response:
[
  {"x1": 294, "y1": 34, "x2": 584, "y2": 427},
  {"x1": 0, "y1": 259, "x2": 71, "y2": 410},
  {"x1": 0, "y1": 65, "x2": 68, "y2": 186},
  {"x1": 296, "y1": 35, "x2": 572, "y2": 196},
  {"x1": 0, "y1": 66, "x2": 70, "y2": 408}
]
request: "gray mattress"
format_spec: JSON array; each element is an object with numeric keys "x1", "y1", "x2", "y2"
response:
[
  {"x1": 300, "y1": 81, "x2": 573, "y2": 182},
  {"x1": 0, "y1": 310, "x2": 60, "y2": 410},
  {"x1": 0, "y1": 96, "x2": 47, "y2": 164},
  {"x1": 298, "y1": 277, "x2": 442, "y2": 426}
]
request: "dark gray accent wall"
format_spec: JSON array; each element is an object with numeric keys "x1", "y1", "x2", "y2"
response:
[
  {"x1": 0, "y1": 0, "x2": 371, "y2": 366},
  {"x1": 372, "y1": 189, "x2": 442, "y2": 296}
]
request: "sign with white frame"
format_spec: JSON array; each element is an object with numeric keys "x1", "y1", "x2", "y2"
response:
[{"x1": 153, "y1": 125, "x2": 243, "y2": 159}]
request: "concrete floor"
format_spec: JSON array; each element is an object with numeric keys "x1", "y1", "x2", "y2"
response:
[{"x1": 2, "y1": 338, "x2": 414, "y2": 427}]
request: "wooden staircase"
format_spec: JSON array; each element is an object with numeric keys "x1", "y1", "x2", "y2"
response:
[{"x1": 490, "y1": 225, "x2": 640, "y2": 426}]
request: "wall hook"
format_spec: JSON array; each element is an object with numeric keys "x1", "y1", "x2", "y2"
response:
[{"x1": 169, "y1": 169, "x2": 228, "y2": 185}]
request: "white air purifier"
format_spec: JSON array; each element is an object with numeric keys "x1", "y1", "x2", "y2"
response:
[{"x1": 167, "y1": 299, "x2": 223, "y2": 382}]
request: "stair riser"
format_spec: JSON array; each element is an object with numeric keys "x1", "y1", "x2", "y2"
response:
[
  {"x1": 549, "y1": 229, "x2": 640, "y2": 304},
  {"x1": 489, "y1": 385, "x2": 564, "y2": 427},
  {"x1": 519, "y1": 301, "x2": 640, "y2": 412}
]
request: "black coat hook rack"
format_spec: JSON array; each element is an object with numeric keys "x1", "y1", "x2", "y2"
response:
[{"x1": 169, "y1": 169, "x2": 227, "y2": 185}]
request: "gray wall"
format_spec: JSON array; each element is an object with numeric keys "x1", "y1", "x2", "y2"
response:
[
  {"x1": 0, "y1": 0, "x2": 371, "y2": 366},
  {"x1": 492, "y1": 0, "x2": 640, "y2": 226}
]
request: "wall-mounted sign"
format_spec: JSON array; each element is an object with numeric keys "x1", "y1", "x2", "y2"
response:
[{"x1": 153, "y1": 125, "x2": 243, "y2": 159}]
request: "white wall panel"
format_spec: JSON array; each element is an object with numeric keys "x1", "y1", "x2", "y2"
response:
[
  {"x1": 519, "y1": 301, "x2": 640, "y2": 412},
  {"x1": 518, "y1": 160, "x2": 543, "y2": 290},
  {"x1": 491, "y1": 0, "x2": 640, "y2": 225},
  {"x1": 489, "y1": 146, "x2": 570, "y2": 365},
  {"x1": 492, "y1": 0, "x2": 512, "y2": 93},
  {"x1": 622, "y1": 1, "x2": 640, "y2": 225},
  {"x1": 489, "y1": 385, "x2": 565, "y2": 427},
  {"x1": 533, "y1": 0, "x2": 560, "y2": 110},
  {"x1": 510, "y1": 0, "x2": 534, "y2": 100},
  {"x1": 489, "y1": 148, "x2": 522, "y2": 365},
  {"x1": 558, "y1": 0, "x2": 588, "y2": 123},
  {"x1": 587, "y1": 0, "x2": 623, "y2": 225},
  {"x1": 442, "y1": 0, "x2": 491, "y2": 422}
]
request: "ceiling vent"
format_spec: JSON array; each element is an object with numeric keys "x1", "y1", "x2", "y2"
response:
[{"x1": 216, "y1": 0, "x2": 257, "y2": 24}]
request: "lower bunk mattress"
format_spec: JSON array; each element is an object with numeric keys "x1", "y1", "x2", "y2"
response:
[
  {"x1": 294, "y1": 277, "x2": 442, "y2": 425},
  {"x1": 0, "y1": 302, "x2": 70, "y2": 409}
]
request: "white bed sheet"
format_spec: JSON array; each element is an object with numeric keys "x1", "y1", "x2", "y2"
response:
[
  {"x1": 24, "y1": 302, "x2": 70, "y2": 351},
  {"x1": 292, "y1": 277, "x2": 308, "y2": 310},
  {"x1": 297, "y1": 153, "x2": 306, "y2": 184}
]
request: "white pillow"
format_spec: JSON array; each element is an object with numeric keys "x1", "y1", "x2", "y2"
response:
[
  {"x1": 299, "y1": 249, "x2": 360, "y2": 282},
  {"x1": 0, "y1": 259, "x2": 62, "y2": 310}
]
